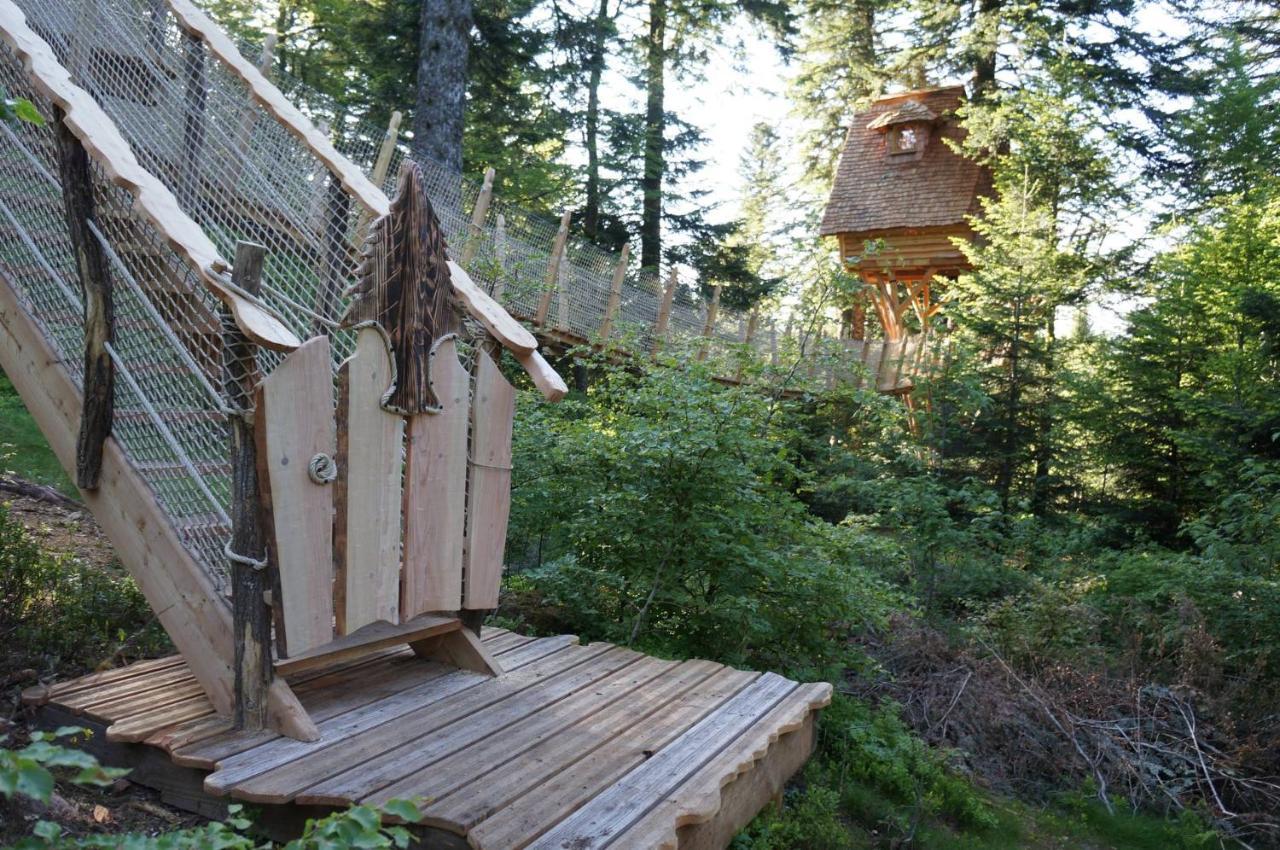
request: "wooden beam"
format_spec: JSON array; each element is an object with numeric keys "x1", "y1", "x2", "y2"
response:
[
  {"x1": 491, "y1": 213, "x2": 508, "y2": 301},
  {"x1": 0, "y1": 270, "x2": 317, "y2": 741},
  {"x1": 459, "y1": 166, "x2": 495, "y2": 267},
  {"x1": 597, "y1": 243, "x2": 629, "y2": 344},
  {"x1": 651, "y1": 268, "x2": 678, "y2": 356},
  {"x1": 223, "y1": 241, "x2": 271, "y2": 731},
  {"x1": 534, "y1": 210, "x2": 572, "y2": 328},
  {"x1": 180, "y1": 31, "x2": 206, "y2": 210},
  {"x1": 53, "y1": 107, "x2": 112, "y2": 491},
  {"x1": 370, "y1": 110, "x2": 402, "y2": 189},
  {"x1": 273, "y1": 613, "x2": 461, "y2": 678}
]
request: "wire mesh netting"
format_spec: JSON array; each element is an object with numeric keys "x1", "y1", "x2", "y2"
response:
[{"x1": 0, "y1": 0, "x2": 932, "y2": 599}]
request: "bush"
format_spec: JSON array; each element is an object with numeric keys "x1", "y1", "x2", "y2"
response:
[
  {"x1": 503, "y1": 352, "x2": 900, "y2": 676},
  {"x1": 0, "y1": 504, "x2": 167, "y2": 674}
]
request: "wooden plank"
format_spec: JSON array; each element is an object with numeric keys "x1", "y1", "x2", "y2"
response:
[
  {"x1": 609, "y1": 683, "x2": 830, "y2": 850},
  {"x1": 411, "y1": 626, "x2": 502, "y2": 676},
  {"x1": 89, "y1": 682, "x2": 207, "y2": 721},
  {"x1": 418, "y1": 659, "x2": 722, "y2": 832},
  {"x1": 107, "y1": 697, "x2": 216, "y2": 743},
  {"x1": 0, "y1": 271, "x2": 315, "y2": 741},
  {"x1": 178, "y1": 635, "x2": 577, "y2": 772},
  {"x1": 522, "y1": 672, "x2": 797, "y2": 850},
  {"x1": 513, "y1": 348, "x2": 568, "y2": 402},
  {"x1": 0, "y1": 3, "x2": 300, "y2": 351},
  {"x1": 59, "y1": 664, "x2": 201, "y2": 712},
  {"x1": 447, "y1": 261, "x2": 538, "y2": 357},
  {"x1": 208, "y1": 639, "x2": 600, "y2": 800},
  {"x1": 53, "y1": 107, "x2": 113, "y2": 490},
  {"x1": 27, "y1": 657, "x2": 187, "y2": 705},
  {"x1": 401, "y1": 336, "x2": 469, "y2": 616},
  {"x1": 224, "y1": 241, "x2": 272, "y2": 731},
  {"x1": 364, "y1": 655, "x2": 676, "y2": 807},
  {"x1": 256, "y1": 336, "x2": 337, "y2": 657},
  {"x1": 464, "y1": 350, "x2": 515, "y2": 611},
  {"x1": 273, "y1": 613, "x2": 460, "y2": 678},
  {"x1": 467, "y1": 667, "x2": 758, "y2": 850},
  {"x1": 296, "y1": 647, "x2": 642, "y2": 806},
  {"x1": 336, "y1": 327, "x2": 404, "y2": 633}
]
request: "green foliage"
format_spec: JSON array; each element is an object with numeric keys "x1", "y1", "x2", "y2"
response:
[
  {"x1": 0, "y1": 371, "x2": 74, "y2": 495},
  {"x1": 0, "y1": 503, "x2": 167, "y2": 673},
  {"x1": 505, "y1": 350, "x2": 899, "y2": 676}
]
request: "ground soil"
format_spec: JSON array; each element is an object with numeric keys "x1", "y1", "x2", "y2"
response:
[{"x1": 1, "y1": 488, "x2": 205, "y2": 845}]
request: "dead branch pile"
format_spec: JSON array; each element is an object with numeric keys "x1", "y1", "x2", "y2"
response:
[{"x1": 847, "y1": 615, "x2": 1280, "y2": 849}]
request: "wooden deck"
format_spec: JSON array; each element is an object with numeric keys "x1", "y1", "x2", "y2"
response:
[{"x1": 22, "y1": 628, "x2": 831, "y2": 849}]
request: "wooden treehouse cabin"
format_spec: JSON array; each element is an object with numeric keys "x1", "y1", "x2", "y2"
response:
[
  {"x1": 0, "y1": 1, "x2": 831, "y2": 847},
  {"x1": 820, "y1": 85, "x2": 991, "y2": 347}
]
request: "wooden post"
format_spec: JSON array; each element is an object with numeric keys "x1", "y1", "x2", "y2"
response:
[
  {"x1": 224, "y1": 241, "x2": 272, "y2": 731},
  {"x1": 492, "y1": 213, "x2": 508, "y2": 301},
  {"x1": 651, "y1": 268, "x2": 678, "y2": 355},
  {"x1": 695, "y1": 285, "x2": 721, "y2": 363},
  {"x1": 597, "y1": 243, "x2": 629, "y2": 344},
  {"x1": 459, "y1": 166, "x2": 495, "y2": 267},
  {"x1": 735, "y1": 311, "x2": 758, "y2": 383},
  {"x1": 180, "y1": 32, "x2": 206, "y2": 210},
  {"x1": 54, "y1": 108, "x2": 113, "y2": 490},
  {"x1": 355, "y1": 110, "x2": 402, "y2": 238},
  {"x1": 556, "y1": 257, "x2": 570, "y2": 332},
  {"x1": 313, "y1": 169, "x2": 351, "y2": 335},
  {"x1": 534, "y1": 210, "x2": 572, "y2": 327},
  {"x1": 226, "y1": 34, "x2": 276, "y2": 187}
]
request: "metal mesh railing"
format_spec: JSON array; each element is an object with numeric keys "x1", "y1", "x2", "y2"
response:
[{"x1": 0, "y1": 0, "x2": 938, "y2": 599}]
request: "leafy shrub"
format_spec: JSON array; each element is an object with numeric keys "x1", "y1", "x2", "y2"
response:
[
  {"x1": 504, "y1": 352, "x2": 900, "y2": 676},
  {"x1": 0, "y1": 504, "x2": 167, "y2": 673}
]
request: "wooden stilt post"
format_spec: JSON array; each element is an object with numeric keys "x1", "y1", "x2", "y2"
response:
[
  {"x1": 53, "y1": 108, "x2": 113, "y2": 490},
  {"x1": 224, "y1": 241, "x2": 272, "y2": 731},
  {"x1": 556, "y1": 257, "x2": 571, "y2": 333},
  {"x1": 459, "y1": 166, "x2": 495, "y2": 268},
  {"x1": 597, "y1": 243, "x2": 629, "y2": 345},
  {"x1": 651, "y1": 268, "x2": 678, "y2": 356},
  {"x1": 695, "y1": 285, "x2": 721, "y2": 363},
  {"x1": 535, "y1": 210, "x2": 572, "y2": 327},
  {"x1": 226, "y1": 34, "x2": 276, "y2": 187}
]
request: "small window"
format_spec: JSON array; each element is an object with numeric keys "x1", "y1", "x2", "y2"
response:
[{"x1": 889, "y1": 126, "x2": 919, "y2": 155}]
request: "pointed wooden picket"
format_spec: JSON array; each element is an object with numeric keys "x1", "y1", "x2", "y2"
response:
[
  {"x1": 401, "y1": 336, "x2": 470, "y2": 617},
  {"x1": 335, "y1": 327, "x2": 405, "y2": 633},
  {"x1": 256, "y1": 336, "x2": 336, "y2": 656},
  {"x1": 464, "y1": 349, "x2": 516, "y2": 610}
]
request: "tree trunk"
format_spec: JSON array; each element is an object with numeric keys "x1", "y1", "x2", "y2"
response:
[
  {"x1": 583, "y1": 0, "x2": 611, "y2": 243},
  {"x1": 971, "y1": 0, "x2": 1001, "y2": 98},
  {"x1": 640, "y1": 0, "x2": 667, "y2": 272},
  {"x1": 413, "y1": 0, "x2": 472, "y2": 174}
]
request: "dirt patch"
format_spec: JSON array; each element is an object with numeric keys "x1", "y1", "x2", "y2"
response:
[{"x1": 1, "y1": 492, "x2": 116, "y2": 572}]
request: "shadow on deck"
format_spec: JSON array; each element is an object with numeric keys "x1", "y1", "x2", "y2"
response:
[{"x1": 22, "y1": 628, "x2": 831, "y2": 850}]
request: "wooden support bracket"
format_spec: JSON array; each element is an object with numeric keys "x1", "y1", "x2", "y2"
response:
[{"x1": 410, "y1": 626, "x2": 502, "y2": 677}]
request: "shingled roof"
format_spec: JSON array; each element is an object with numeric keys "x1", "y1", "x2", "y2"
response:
[{"x1": 820, "y1": 86, "x2": 992, "y2": 237}]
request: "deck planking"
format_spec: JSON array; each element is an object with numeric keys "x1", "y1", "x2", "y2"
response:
[{"x1": 24, "y1": 628, "x2": 831, "y2": 849}]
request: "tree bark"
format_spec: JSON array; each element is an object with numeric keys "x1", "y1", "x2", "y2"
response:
[
  {"x1": 53, "y1": 107, "x2": 113, "y2": 491},
  {"x1": 225, "y1": 242, "x2": 272, "y2": 731},
  {"x1": 583, "y1": 0, "x2": 612, "y2": 243},
  {"x1": 971, "y1": 0, "x2": 1001, "y2": 99},
  {"x1": 640, "y1": 0, "x2": 667, "y2": 272},
  {"x1": 413, "y1": 0, "x2": 472, "y2": 174}
]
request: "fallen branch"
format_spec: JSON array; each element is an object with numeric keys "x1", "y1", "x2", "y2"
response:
[{"x1": 0, "y1": 475, "x2": 81, "y2": 510}]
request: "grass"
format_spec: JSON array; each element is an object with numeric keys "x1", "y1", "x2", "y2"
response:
[{"x1": 0, "y1": 367, "x2": 74, "y2": 495}]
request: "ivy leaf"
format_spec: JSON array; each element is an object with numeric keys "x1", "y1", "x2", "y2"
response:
[
  {"x1": 11, "y1": 98, "x2": 44, "y2": 126},
  {"x1": 380, "y1": 799, "x2": 424, "y2": 824},
  {"x1": 32, "y1": 820, "x2": 61, "y2": 841},
  {"x1": 16, "y1": 761, "x2": 55, "y2": 802}
]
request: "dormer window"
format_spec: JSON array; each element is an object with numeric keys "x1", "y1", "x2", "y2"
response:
[{"x1": 890, "y1": 126, "x2": 919, "y2": 155}]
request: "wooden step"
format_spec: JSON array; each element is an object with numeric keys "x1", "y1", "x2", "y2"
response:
[{"x1": 274, "y1": 614, "x2": 462, "y2": 678}]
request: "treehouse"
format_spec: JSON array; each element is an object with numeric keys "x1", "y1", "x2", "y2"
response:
[
  {"x1": 0, "y1": 1, "x2": 830, "y2": 846},
  {"x1": 820, "y1": 85, "x2": 992, "y2": 343}
]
